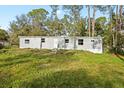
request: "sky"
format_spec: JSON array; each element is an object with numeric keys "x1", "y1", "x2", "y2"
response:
[{"x1": 0, "y1": 5, "x2": 107, "y2": 30}]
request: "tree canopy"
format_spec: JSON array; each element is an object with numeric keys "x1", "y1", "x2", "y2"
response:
[
  {"x1": 5, "y1": 5, "x2": 124, "y2": 54},
  {"x1": 0, "y1": 28, "x2": 8, "y2": 41}
]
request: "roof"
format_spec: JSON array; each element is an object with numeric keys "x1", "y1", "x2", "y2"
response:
[{"x1": 19, "y1": 36, "x2": 102, "y2": 39}]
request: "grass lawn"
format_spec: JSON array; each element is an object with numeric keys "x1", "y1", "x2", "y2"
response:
[{"x1": 0, "y1": 48, "x2": 124, "y2": 88}]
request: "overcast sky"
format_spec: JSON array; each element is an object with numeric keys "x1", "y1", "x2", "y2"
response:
[{"x1": 0, "y1": 5, "x2": 107, "y2": 30}]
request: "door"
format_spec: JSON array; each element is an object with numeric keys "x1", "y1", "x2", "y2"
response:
[
  {"x1": 54, "y1": 39, "x2": 58, "y2": 48},
  {"x1": 40, "y1": 38, "x2": 45, "y2": 48}
]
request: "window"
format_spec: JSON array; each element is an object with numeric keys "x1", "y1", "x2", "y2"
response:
[
  {"x1": 41, "y1": 38, "x2": 45, "y2": 43},
  {"x1": 91, "y1": 40, "x2": 95, "y2": 42},
  {"x1": 78, "y1": 39, "x2": 83, "y2": 45},
  {"x1": 65, "y1": 39, "x2": 69, "y2": 43},
  {"x1": 25, "y1": 39, "x2": 29, "y2": 44}
]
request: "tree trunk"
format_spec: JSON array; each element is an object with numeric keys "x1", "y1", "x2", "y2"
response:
[
  {"x1": 109, "y1": 6, "x2": 114, "y2": 48},
  {"x1": 116, "y1": 5, "x2": 118, "y2": 31},
  {"x1": 119, "y1": 5, "x2": 123, "y2": 31},
  {"x1": 110, "y1": 6, "x2": 113, "y2": 32},
  {"x1": 88, "y1": 5, "x2": 91, "y2": 37},
  {"x1": 92, "y1": 5, "x2": 96, "y2": 37},
  {"x1": 115, "y1": 5, "x2": 118, "y2": 49}
]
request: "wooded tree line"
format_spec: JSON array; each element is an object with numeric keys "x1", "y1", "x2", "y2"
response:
[{"x1": 0, "y1": 5, "x2": 124, "y2": 53}]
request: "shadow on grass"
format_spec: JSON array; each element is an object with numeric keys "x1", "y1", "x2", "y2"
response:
[
  {"x1": 115, "y1": 54, "x2": 124, "y2": 62},
  {"x1": 19, "y1": 69, "x2": 124, "y2": 88},
  {"x1": 0, "y1": 59, "x2": 32, "y2": 68},
  {"x1": 0, "y1": 50, "x2": 77, "y2": 68},
  {"x1": 0, "y1": 54, "x2": 33, "y2": 68},
  {"x1": 32, "y1": 50, "x2": 78, "y2": 63},
  {"x1": 0, "y1": 71, "x2": 13, "y2": 88}
]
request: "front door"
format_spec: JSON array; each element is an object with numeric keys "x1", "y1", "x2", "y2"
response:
[
  {"x1": 40, "y1": 38, "x2": 45, "y2": 49},
  {"x1": 54, "y1": 39, "x2": 58, "y2": 49}
]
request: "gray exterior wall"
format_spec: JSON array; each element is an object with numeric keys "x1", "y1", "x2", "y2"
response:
[
  {"x1": 75, "y1": 37, "x2": 102, "y2": 53},
  {"x1": 19, "y1": 37, "x2": 41, "y2": 49},
  {"x1": 19, "y1": 36, "x2": 103, "y2": 53}
]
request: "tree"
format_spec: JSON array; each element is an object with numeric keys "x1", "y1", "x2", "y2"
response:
[
  {"x1": 49, "y1": 6, "x2": 64, "y2": 36},
  {"x1": 115, "y1": 5, "x2": 119, "y2": 49},
  {"x1": 102, "y1": 5, "x2": 124, "y2": 53},
  {"x1": 0, "y1": 28, "x2": 8, "y2": 41},
  {"x1": 114, "y1": 5, "x2": 124, "y2": 53},
  {"x1": 92, "y1": 5, "x2": 96, "y2": 37},
  {"x1": 27, "y1": 8, "x2": 49, "y2": 24},
  {"x1": 63, "y1": 5, "x2": 83, "y2": 22},
  {"x1": 63, "y1": 5, "x2": 83, "y2": 36},
  {"x1": 27, "y1": 8, "x2": 49, "y2": 32},
  {"x1": 87, "y1": 5, "x2": 91, "y2": 37},
  {"x1": 9, "y1": 14, "x2": 31, "y2": 45},
  {"x1": 28, "y1": 8, "x2": 49, "y2": 36},
  {"x1": 107, "y1": 5, "x2": 116, "y2": 49},
  {"x1": 95, "y1": 17, "x2": 107, "y2": 35},
  {"x1": 9, "y1": 8, "x2": 50, "y2": 45},
  {"x1": 91, "y1": 5, "x2": 110, "y2": 37},
  {"x1": 75, "y1": 19, "x2": 86, "y2": 36},
  {"x1": 50, "y1": 5, "x2": 59, "y2": 20},
  {"x1": 119, "y1": 5, "x2": 123, "y2": 31},
  {"x1": 46, "y1": 18, "x2": 64, "y2": 36},
  {"x1": 98, "y1": 6, "x2": 116, "y2": 51},
  {"x1": 61, "y1": 15, "x2": 72, "y2": 35}
]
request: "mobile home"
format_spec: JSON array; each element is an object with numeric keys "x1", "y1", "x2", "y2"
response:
[{"x1": 19, "y1": 36, "x2": 103, "y2": 53}]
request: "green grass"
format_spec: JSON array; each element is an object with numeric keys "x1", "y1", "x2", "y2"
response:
[{"x1": 0, "y1": 48, "x2": 124, "y2": 88}]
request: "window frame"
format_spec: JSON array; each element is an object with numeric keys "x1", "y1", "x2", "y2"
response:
[
  {"x1": 65, "y1": 39, "x2": 69, "y2": 43},
  {"x1": 41, "y1": 38, "x2": 45, "y2": 43},
  {"x1": 91, "y1": 40, "x2": 95, "y2": 42},
  {"x1": 25, "y1": 39, "x2": 30, "y2": 44},
  {"x1": 78, "y1": 39, "x2": 83, "y2": 45}
]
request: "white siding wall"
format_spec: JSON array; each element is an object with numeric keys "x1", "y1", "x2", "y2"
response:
[
  {"x1": 76, "y1": 38, "x2": 92, "y2": 50},
  {"x1": 76, "y1": 37, "x2": 103, "y2": 53},
  {"x1": 41, "y1": 37, "x2": 55, "y2": 49},
  {"x1": 20, "y1": 37, "x2": 41, "y2": 49},
  {"x1": 19, "y1": 36, "x2": 103, "y2": 53},
  {"x1": 65, "y1": 37, "x2": 75, "y2": 49}
]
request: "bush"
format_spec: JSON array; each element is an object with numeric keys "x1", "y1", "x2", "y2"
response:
[
  {"x1": 0, "y1": 49, "x2": 7, "y2": 53},
  {"x1": 3, "y1": 45, "x2": 11, "y2": 49},
  {"x1": 110, "y1": 47, "x2": 124, "y2": 55},
  {"x1": 0, "y1": 43, "x2": 4, "y2": 49}
]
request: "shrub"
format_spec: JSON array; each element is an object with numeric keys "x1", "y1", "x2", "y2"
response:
[
  {"x1": 0, "y1": 43, "x2": 4, "y2": 49},
  {"x1": 110, "y1": 47, "x2": 124, "y2": 55},
  {"x1": 0, "y1": 49, "x2": 7, "y2": 53}
]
